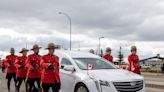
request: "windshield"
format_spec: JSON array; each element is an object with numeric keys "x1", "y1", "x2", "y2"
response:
[{"x1": 73, "y1": 58, "x2": 117, "y2": 70}]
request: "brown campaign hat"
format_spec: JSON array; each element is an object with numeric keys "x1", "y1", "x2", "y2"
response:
[
  {"x1": 45, "y1": 43, "x2": 57, "y2": 49},
  {"x1": 31, "y1": 44, "x2": 42, "y2": 50},
  {"x1": 131, "y1": 46, "x2": 137, "y2": 51},
  {"x1": 89, "y1": 49, "x2": 95, "y2": 54},
  {"x1": 89, "y1": 49, "x2": 94, "y2": 52},
  {"x1": 19, "y1": 48, "x2": 29, "y2": 53},
  {"x1": 106, "y1": 47, "x2": 112, "y2": 51},
  {"x1": 10, "y1": 48, "x2": 15, "y2": 51}
]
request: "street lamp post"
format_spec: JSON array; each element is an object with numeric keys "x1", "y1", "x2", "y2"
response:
[
  {"x1": 59, "y1": 12, "x2": 72, "y2": 50},
  {"x1": 99, "y1": 37, "x2": 104, "y2": 56}
]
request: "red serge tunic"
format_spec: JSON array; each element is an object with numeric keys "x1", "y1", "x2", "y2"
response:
[
  {"x1": 103, "y1": 54, "x2": 113, "y2": 63},
  {"x1": 5, "y1": 55, "x2": 17, "y2": 73},
  {"x1": 15, "y1": 56, "x2": 27, "y2": 78},
  {"x1": 26, "y1": 54, "x2": 42, "y2": 78},
  {"x1": 41, "y1": 54, "x2": 60, "y2": 84},
  {"x1": 128, "y1": 54, "x2": 141, "y2": 74}
]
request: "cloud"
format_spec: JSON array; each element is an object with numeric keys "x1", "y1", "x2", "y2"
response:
[{"x1": 0, "y1": 0, "x2": 164, "y2": 59}]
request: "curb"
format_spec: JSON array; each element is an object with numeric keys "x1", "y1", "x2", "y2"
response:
[{"x1": 146, "y1": 82, "x2": 164, "y2": 89}]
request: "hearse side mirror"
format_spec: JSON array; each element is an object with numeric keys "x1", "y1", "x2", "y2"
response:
[{"x1": 64, "y1": 65, "x2": 75, "y2": 72}]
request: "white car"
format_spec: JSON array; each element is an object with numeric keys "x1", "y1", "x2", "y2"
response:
[{"x1": 55, "y1": 50, "x2": 145, "y2": 92}]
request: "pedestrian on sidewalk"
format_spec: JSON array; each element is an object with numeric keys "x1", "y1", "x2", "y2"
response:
[
  {"x1": 26, "y1": 44, "x2": 42, "y2": 92},
  {"x1": 40, "y1": 43, "x2": 61, "y2": 92},
  {"x1": 15, "y1": 48, "x2": 29, "y2": 92},
  {"x1": 5, "y1": 48, "x2": 17, "y2": 92},
  {"x1": 128, "y1": 46, "x2": 141, "y2": 74}
]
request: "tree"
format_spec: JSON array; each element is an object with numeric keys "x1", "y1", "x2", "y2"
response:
[
  {"x1": 100, "y1": 49, "x2": 104, "y2": 57},
  {"x1": 117, "y1": 46, "x2": 124, "y2": 64}
]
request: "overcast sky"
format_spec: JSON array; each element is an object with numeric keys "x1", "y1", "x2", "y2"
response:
[{"x1": 0, "y1": 0, "x2": 164, "y2": 60}]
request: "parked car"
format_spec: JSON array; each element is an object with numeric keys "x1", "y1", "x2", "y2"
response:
[{"x1": 55, "y1": 50, "x2": 145, "y2": 92}]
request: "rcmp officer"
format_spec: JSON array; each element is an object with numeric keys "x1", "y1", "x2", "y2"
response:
[
  {"x1": 103, "y1": 47, "x2": 113, "y2": 63},
  {"x1": 128, "y1": 46, "x2": 141, "y2": 74},
  {"x1": 15, "y1": 48, "x2": 29, "y2": 92},
  {"x1": 41, "y1": 43, "x2": 61, "y2": 92},
  {"x1": 5, "y1": 48, "x2": 17, "y2": 92},
  {"x1": 26, "y1": 44, "x2": 42, "y2": 92}
]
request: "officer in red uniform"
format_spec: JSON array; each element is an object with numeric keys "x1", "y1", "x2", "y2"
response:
[
  {"x1": 5, "y1": 48, "x2": 17, "y2": 92},
  {"x1": 26, "y1": 44, "x2": 42, "y2": 92},
  {"x1": 41, "y1": 43, "x2": 60, "y2": 92},
  {"x1": 128, "y1": 46, "x2": 141, "y2": 74},
  {"x1": 15, "y1": 48, "x2": 29, "y2": 92},
  {"x1": 103, "y1": 47, "x2": 113, "y2": 63}
]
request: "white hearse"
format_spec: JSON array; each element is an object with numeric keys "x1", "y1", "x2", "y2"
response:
[{"x1": 55, "y1": 50, "x2": 145, "y2": 92}]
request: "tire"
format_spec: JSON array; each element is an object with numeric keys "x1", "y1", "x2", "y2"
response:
[{"x1": 75, "y1": 83, "x2": 89, "y2": 92}]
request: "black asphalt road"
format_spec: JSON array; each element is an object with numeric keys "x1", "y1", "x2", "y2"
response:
[
  {"x1": 0, "y1": 72, "x2": 163, "y2": 92},
  {"x1": 0, "y1": 73, "x2": 26, "y2": 92}
]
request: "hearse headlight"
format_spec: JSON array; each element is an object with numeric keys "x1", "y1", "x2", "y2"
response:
[{"x1": 89, "y1": 75, "x2": 101, "y2": 92}]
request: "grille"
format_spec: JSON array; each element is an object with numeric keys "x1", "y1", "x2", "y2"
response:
[{"x1": 113, "y1": 80, "x2": 143, "y2": 92}]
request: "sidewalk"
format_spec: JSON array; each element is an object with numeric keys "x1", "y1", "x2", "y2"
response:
[
  {"x1": 142, "y1": 72, "x2": 164, "y2": 89},
  {"x1": 142, "y1": 72, "x2": 164, "y2": 77},
  {"x1": 146, "y1": 81, "x2": 164, "y2": 89}
]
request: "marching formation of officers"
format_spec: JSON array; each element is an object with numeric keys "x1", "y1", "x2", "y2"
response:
[
  {"x1": 90, "y1": 46, "x2": 141, "y2": 74},
  {"x1": 2, "y1": 43, "x2": 140, "y2": 92},
  {"x1": 3, "y1": 43, "x2": 60, "y2": 92}
]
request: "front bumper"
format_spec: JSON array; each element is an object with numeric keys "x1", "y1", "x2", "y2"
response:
[{"x1": 87, "y1": 80, "x2": 145, "y2": 92}]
